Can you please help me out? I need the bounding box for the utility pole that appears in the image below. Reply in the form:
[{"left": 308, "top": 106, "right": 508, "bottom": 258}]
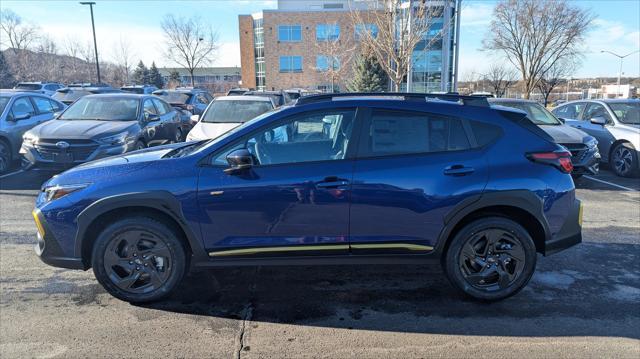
[
  {"left": 600, "top": 50, "right": 639, "bottom": 98},
  {"left": 80, "top": 2, "right": 101, "bottom": 83}
]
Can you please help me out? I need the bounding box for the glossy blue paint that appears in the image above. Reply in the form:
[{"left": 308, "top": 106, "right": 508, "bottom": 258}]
[{"left": 33, "top": 96, "right": 580, "bottom": 269}]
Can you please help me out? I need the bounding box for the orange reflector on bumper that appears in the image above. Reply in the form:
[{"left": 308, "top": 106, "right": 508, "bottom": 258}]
[{"left": 32, "top": 210, "right": 45, "bottom": 238}]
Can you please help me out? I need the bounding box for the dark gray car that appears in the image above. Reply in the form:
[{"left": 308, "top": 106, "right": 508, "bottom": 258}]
[
  {"left": 0, "top": 91, "right": 66, "bottom": 173},
  {"left": 490, "top": 99, "right": 600, "bottom": 177},
  {"left": 552, "top": 99, "right": 640, "bottom": 177},
  {"left": 20, "top": 94, "right": 183, "bottom": 170}
]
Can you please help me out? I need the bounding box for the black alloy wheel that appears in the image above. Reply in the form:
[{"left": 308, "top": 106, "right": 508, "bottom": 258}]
[
  {"left": 0, "top": 141, "right": 10, "bottom": 174},
  {"left": 612, "top": 142, "right": 638, "bottom": 177},
  {"left": 444, "top": 217, "right": 536, "bottom": 301},
  {"left": 92, "top": 217, "right": 187, "bottom": 303}
]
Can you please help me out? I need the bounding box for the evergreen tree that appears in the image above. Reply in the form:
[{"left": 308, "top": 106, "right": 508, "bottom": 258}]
[
  {"left": 169, "top": 70, "right": 181, "bottom": 86},
  {"left": 0, "top": 51, "right": 15, "bottom": 88},
  {"left": 148, "top": 62, "right": 164, "bottom": 88},
  {"left": 347, "top": 51, "right": 388, "bottom": 93},
  {"left": 132, "top": 60, "right": 149, "bottom": 85}
]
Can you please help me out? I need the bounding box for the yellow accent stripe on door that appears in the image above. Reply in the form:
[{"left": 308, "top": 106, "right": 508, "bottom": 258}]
[
  {"left": 350, "top": 243, "right": 434, "bottom": 251},
  {"left": 209, "top": 244, "right": 349, "bottom": 257}
]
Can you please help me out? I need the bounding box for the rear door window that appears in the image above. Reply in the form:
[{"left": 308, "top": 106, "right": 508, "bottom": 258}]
[{"left": 357, "top": 109, "right": 471, "bottom": 157}]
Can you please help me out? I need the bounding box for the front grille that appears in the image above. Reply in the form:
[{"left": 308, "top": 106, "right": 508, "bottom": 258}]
[
  {"left": 35, "top": 140, "right": 98, "bottom": 161},
  {"left": 561, "top": 143, "right": 588, "bottom": 163}
]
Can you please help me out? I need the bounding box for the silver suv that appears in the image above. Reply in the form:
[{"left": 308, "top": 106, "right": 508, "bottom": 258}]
[
  {"left": 552, "top": 99, "right": 640, "bottom": 177},
  {"left": 13, "top": 82, "right": 64, "bottom": 97}
]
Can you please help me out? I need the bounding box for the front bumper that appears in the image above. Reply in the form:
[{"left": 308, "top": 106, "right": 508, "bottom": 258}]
[
  {"left": 544, "top": 199, "right": 582, "bottom": 256},
  {"left": 571, "top": 145, "right": 600, "bottom": 175},
  {"left": 20, "top": 142, "right": 129, "bottom": 170},
  {"left": 32, "top": 209, "right": 86, "bottom": 270}
]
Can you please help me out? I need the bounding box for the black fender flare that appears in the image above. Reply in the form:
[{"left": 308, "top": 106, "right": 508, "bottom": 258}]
[
  {"left": 74, "top": 191, "right": 208, "bottom": 262},
  {"left": 434, "top": 190, "right": 551, "bottom": 254}
]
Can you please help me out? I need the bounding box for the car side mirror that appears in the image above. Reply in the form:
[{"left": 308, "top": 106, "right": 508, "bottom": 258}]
[
  {"left": 144, "top": 112, "right": 159, "bottom": 122},
  {"left": 590, "top": 116, "right": 607, "bottom": 126},
  {"left": 190, "top": 114, "right": 200, "bottom": 125},
  {"left": 53, "top": 111, "right": 62, "bottom": 119},
  {"left": 13, "top": 113, "right": 31, "bottom": 121},
  {"left": 224, "top": 148, "right": 255, "bottom": 174},
  {"left": 557, "top": 117, "right": 566, "bottom": 124}
]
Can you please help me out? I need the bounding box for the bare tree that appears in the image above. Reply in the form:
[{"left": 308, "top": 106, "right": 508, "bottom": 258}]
[
  {"left": 312, "top": 24, "right": 356, "bottom": 93},
  {"left": 112, "top": 36, "right": 136, "bottom": 84},
  {"left": 536, "top": 60, "right": 575, "bottom": 106},
  {"left": 351, "top": 0, "right": 443, "bottom": 92},
  {"left": 485, "top": 63, "right": 517, "bottom": 98},
  {"left": 36, "top": 35, "right": 58, "bottom": 55},
  {"left": 483, "top": 0, "right": 592, "bottom": 99},
  {"left": 0, "top": 9, "right": 39, "bottom": 53},
  {"left": 160, "top": 14, "right": 219, "bottom": 87}
]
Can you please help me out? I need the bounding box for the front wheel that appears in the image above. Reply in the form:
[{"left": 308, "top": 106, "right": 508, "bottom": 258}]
[
  {"left": 611, "top": 142, "right": 638, "bottom": 177},
  {"left": 443, "top": 217, "right": 537, "bottom": 301},
  {"left": 91, "top": 217, "right": 188, "bottom": 303}
]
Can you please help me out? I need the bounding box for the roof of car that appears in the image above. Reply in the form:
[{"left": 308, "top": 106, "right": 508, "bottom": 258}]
[
  {"left": 0, "top": 90, "right": 47, "bottom": 97},
  {"left": 245, "top": 91, "right": 284, "bottom": 95},
  {"left": 82, "top": 93, "right": 147, "bottom": 100},
  {"left": 216, "top": 95, "right": 272, "bottom": 102},
  {"left": 488, "top": 98, "right": 538, "bottom": 104},
  {"left": 560, "top": 98, "right": 640, "bottom": 105}
]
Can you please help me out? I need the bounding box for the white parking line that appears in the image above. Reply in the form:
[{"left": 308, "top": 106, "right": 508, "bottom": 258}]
[
  {"left": 0, "top": 169, "right": 24, "bottom": 180},
  {"left": 583, "top": 175, "right": 637, "bottom": 192}
]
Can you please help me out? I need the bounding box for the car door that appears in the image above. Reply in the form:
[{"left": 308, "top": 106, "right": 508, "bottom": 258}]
[
  {"left": 197, "top": 108, "right": 359, "bottom": 257},
  {"left": 349, "top": 107, "right": 489, "bottom": 254},
  {"left": 150, "top": 98, "right": 172, "bottom": 143},
  {"left": 142, "top": 98, "right": 163, "bottom": 145},
  {"left": 154, "top": 98, "right": 181, "bottom": 141},
  {"left": 580, "top": 102, "right": 617, "bottom": 157}
]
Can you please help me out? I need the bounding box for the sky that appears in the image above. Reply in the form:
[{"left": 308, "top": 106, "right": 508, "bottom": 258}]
[{"left": 1, "top": 0, "right": 639, "bottom": 79}]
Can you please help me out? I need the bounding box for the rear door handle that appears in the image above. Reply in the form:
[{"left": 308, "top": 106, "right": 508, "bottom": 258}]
[{"left": 444, "top": 165, "right": 475, "bottom": 176}]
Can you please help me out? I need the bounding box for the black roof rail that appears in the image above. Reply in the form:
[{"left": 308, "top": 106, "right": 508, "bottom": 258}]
[{"left": 295, "top": 92, "right": 489, "bottom": 107}]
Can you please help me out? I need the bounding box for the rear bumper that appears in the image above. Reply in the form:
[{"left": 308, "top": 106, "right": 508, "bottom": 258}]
[
  {"left": 32, "top": 209, "right": 86, "bottom": 270},
  {"left": 544, "top": 199, "right": 582, "bottom": 256}
]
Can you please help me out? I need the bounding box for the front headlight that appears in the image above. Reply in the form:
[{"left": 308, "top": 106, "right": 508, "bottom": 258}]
[
  {"left": 97, "top": 132, "right": 131, "bottom": 145},
  {"left": 584, "top": 136, "right": 598, "bottom": 148},
  {"left": 43, "top": 183, "right": 90, "bottom": 203},
  {"left": 22, "top": 133, "right": 39, "bottom": 146}
]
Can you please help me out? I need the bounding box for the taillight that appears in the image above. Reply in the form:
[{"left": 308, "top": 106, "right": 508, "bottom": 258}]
[{"left": 527, "top": 151, "right": 573, "bottom": 173}]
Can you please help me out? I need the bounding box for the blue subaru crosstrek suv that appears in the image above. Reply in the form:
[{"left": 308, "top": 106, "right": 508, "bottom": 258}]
[{"left": 32, "top": 93, "right": 582, "bottom": 303}]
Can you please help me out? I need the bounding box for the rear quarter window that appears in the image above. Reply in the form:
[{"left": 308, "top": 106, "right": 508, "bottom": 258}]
[{"left": 469, "top": 121, "right": 503, "bottom": 147}]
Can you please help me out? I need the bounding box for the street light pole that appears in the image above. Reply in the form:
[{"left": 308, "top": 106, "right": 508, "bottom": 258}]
[
  {"left": 80, "top": 2, "right": 100, "bottom": 83},
  {"left": 600, "top": 50, "right": 639, "bottom": 98}
]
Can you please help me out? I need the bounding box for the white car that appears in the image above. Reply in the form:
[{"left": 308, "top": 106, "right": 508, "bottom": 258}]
[{"left": 186, "top": 96, "right": 275, "bottom": 141}]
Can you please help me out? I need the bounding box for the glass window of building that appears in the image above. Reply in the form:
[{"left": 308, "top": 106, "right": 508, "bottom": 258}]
[
  {"left": 354, "top": 24, "right": 378, "bottom": 40},
  {"left": 280, "top": 56, "right": 303, "bottom": 73},
  {"left": 316, "top": 55, "right": 340, "bottom": 72},
  {"left": 278, "top": 25, "right": 302, "bottom": 42},
  {"left": 316, "top": 24, "right": 340, "bottom": 41}
]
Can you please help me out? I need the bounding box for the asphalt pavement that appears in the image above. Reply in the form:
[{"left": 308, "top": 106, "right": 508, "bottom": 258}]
[{"left": 0, "top": 167, "right": 639, "bottom": 358}]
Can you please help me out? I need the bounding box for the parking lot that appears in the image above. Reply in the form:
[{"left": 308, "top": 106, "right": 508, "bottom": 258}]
[{"left": 0, "top": 167, "right": 639, "bottom": 358}]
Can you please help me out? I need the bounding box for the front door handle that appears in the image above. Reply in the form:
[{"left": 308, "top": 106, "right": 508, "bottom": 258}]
[
  {"left": 444, "top": 165, "right": 475, "bottom": 176},
  {"left": 316, "top": 177, "right": 350, "bottom": 188}
]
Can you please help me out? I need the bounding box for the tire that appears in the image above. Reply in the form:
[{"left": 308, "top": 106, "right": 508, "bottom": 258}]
[
  {"left": 611, "top": 142, "right": 638, "bottom": 177},
  {"left": 0, "top": 140, "right": 11, "bottom": 174},
  {"left": 443, "top": 217, "right": 537, "bottom": 301},
  {"left": 134, "top": 140, "right": 146, "bottom": 151},
  {"left": 91, "top": 217, "right": 188, "bottom": 303},
  {"left": 174, "top": 128, "right": 184, "bottom": 143}
]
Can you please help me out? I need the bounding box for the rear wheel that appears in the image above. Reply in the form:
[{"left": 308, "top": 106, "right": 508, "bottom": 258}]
[
  {"left": 611, "top": 142, "right": 638, "bottom": 177},
  {"left": 91, "top": 217, "right": 188, "bottom": 303},
  {"left": 443, "top": 217, "right": 537, "bottom": 301},
  {"left": 0, "top": 140, "right": 11, "bottom": 174}
]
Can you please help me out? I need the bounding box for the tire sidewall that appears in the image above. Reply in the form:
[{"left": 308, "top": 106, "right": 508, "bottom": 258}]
[
  {"left": 91, "top": 217, "right": 187, "bottom": 303},
  {"left": 444, "top": 217, "right": 537, "bottom": 301}
]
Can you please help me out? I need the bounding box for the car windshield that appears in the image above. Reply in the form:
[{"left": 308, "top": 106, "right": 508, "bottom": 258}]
[
  {"left": 155, "top": 92, "right": 191, "bottom": 104},
  {"left": 15, "top": 83, "right": 42, "bottom": 91},
  {"left": 499, "top": 102, "right": 561, "bottom": 125},
  {"left": 59, "top": 97, "right": 139, "bottom": 121},
  {"left": 202, "top": 100, "right": 273, "bottom": 123},
  {"left": 52, "top": 90, "right": 91, "bottom": 104},
  {"left": 0, "top": 97, "right": 9, "bottom": 113},
  {"left": 609, "top": 102, "right": 640, "bottom": 125}
]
